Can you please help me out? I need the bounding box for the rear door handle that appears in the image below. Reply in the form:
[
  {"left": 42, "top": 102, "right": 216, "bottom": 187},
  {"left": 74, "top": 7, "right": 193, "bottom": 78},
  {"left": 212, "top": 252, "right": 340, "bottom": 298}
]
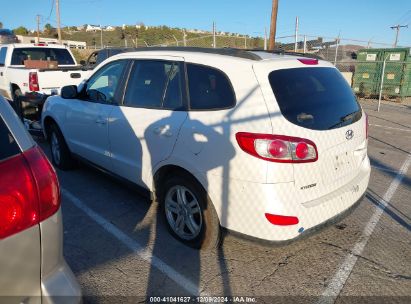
[{"left": 154, "top": 125, "right": 172, "bottom": 137}]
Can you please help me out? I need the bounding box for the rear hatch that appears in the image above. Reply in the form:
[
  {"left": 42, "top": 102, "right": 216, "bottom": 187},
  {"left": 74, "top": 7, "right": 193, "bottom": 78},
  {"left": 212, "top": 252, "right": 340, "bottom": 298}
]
[{"left": 255, "top": 60, "right": 367, "bottom": 200}]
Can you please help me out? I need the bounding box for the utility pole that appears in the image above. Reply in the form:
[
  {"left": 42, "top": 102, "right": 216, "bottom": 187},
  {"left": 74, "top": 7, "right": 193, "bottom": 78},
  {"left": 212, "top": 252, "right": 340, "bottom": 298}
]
[
  {"left": 264, "top": 27, "right": 268, "bottom": 50},
  {"left": 55, "top": 0, "right": 62, "bottom": 43},
  {"left": 183, "top": 29, "right": 187, "bottom": 46},
  {"left": 212, "top": 22, "right": 216, "bottom": 48},
  {"left": 100, "top": 26, "right": 103, "bottom": 49},
  {"left": 334, "top": 32, "right": 341, "bottom": 66},
  {"left": 294, "top": 16, "right": 299, "bottom": 52},
  {"left": 268, "top": 0, "right": 279, "bottom": 50},
  {"left": 390, "top": 24, "right": 408, "bottom": 47},
  {"left": 36, "top": 15, "right": 40, "bottom": 43}
]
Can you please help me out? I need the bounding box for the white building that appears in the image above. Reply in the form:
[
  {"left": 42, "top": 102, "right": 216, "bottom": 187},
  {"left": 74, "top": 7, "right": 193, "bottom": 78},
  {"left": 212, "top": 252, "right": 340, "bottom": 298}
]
[
  {"left": 104, "top": 26, "right": 116, "bottom": 31},
  {"left": 16, "top": 35, "right": 87, "bottom": 49},
  {"left": 86, "top": 24, "right": 102, "bottom": 32}
]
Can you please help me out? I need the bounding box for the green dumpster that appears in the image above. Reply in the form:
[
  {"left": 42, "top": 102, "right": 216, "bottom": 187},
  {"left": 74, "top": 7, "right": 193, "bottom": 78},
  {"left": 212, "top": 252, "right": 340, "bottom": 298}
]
[{"left": 352, "top": 48, "right": 411, "bottom": 100}]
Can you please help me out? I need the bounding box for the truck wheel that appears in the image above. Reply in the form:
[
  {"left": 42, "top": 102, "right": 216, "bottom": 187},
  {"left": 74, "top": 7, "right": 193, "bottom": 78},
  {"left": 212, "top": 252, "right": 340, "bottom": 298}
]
[
  {"left": 12, "top": 88, "right": 23, "bottom": 119},
  {"left": 160, "top": 173, "right": 221, "bottom": 250},
  {"left": 49, "top": 123, "right": 74, "bottom": 170}
]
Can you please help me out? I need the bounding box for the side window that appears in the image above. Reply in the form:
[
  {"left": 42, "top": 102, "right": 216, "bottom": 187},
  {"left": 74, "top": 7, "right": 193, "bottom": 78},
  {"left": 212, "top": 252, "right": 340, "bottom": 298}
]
[
  {"left": 0, "top": 116, "right": 20, "bottom": 162},
  {"left": 85, "top": 60, "right": 128, "bottom": 103},
  {"left": 124, "top": 60, "right": 183, "bottom": 109},
  {"left": 187, "top": 64, "right": 235, "bottom": 110},
  {"left": 0, "top": 47, "right": 7, "bottom": 66}
]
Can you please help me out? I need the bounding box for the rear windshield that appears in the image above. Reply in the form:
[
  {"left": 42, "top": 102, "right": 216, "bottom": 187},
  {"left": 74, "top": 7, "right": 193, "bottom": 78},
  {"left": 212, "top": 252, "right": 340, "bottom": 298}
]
[
  {"left": 269, "top": 67, "right": 361, "bottom": 130},
  {"left": 0, "top": 116, "right": 20, "bottom": 162},
  {"left": 11, "top": 48, "right": 75, "bottom": 65}
]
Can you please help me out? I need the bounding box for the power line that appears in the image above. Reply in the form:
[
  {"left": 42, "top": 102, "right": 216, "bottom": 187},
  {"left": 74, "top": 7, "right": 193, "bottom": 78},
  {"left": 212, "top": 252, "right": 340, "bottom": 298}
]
[
  {"left": 46, "top": 0, "right": 55, "bottom": 21},
  {"left": 396, "top": 9, "right": 411, "bottom": 25}
]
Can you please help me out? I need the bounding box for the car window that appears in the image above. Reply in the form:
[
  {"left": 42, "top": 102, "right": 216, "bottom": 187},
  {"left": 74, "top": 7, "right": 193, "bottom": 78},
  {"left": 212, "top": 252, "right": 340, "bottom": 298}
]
[
  {"left": 0, "top": 47, "right": 7, "bottom": 66},
  {"left": 124, "top": 60, "right": 183, "bottom": 109},
  {"left": 0, "top": 116, "right": 20, "bottom": 162},
  {"left": 187, "top": 63, "right": 235, "bottom": 110},
  {"left": 11, "top": 48, "right": 75, "bottom": 65},
  {"left": 86, "top": 60, "right": 128, "bottom": 104},
  {"left": 268, "top": 67, "right": 361, "bottom": 130}
]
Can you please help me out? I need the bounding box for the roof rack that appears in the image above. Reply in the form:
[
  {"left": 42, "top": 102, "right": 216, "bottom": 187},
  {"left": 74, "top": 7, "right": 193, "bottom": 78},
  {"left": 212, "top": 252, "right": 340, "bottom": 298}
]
[
  {"left": 112, "top": 46, "right": 322, "bottom": 61},
  {"left": 126, "top": 46, "right": 263, "bottom": 61}
]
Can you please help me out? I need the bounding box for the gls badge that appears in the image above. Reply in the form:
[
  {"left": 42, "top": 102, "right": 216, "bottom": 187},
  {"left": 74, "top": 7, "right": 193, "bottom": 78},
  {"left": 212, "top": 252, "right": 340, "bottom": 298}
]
[{"left": 345, "top": 129, "right": 354, "bottom": 140}]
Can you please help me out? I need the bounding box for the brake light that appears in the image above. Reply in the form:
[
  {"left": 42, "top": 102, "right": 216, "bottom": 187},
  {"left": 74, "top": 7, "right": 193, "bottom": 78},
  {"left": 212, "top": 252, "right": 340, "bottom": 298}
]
[
  {"left": 34, "top": 43, "right": 47, "bottom": 46},
  {"left": 0, "top": 146, "right": 60, "bottom": 240},
  {"left": 24, "top": 146, "right": 60, "bottom": 221},
  {"left": 298, "top": 58, "right": 318, "bottom": 65},
  {"left": 29, "top": 72, "right": 39, "bottom": 92},
  {"left": 236, "top": 132, "right": 318, "bottom": 163},
  {"left": 365, "top": 113, "right": 369, "bottom": 139},
  {"left": 265, "top": 213, "right": 299, "bottom": 226}
]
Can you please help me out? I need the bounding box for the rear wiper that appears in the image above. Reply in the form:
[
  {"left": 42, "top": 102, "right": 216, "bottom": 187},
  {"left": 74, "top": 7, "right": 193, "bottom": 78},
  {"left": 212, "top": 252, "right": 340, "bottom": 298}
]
[
  {"left": 328, "top": 111, "right": 360, "bottom": 130},
  {"left": 340, "top": 111, "right": 359, "bottom": 122}
]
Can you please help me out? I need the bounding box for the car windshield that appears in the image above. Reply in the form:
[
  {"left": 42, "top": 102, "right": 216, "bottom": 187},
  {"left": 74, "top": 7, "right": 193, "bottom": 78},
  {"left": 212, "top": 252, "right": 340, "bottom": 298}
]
[
  {"left": 269, "top": 67, "right": 362, "bottom": 130},
  {"left": 11, "top": 47, "right": 75, "bottom": 65}
]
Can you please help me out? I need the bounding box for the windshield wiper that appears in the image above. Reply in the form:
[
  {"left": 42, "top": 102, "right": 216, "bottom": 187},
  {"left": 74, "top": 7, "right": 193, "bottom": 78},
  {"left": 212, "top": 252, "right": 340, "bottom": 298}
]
[{"left": 328, "top": 110, "right": 360, "bottom": 130}]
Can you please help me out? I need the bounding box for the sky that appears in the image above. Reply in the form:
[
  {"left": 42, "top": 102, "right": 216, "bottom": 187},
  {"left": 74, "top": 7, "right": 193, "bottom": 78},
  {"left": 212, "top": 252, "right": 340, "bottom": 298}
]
[{"left": 1, "top": 0, "right": 411, "bottom": 46}]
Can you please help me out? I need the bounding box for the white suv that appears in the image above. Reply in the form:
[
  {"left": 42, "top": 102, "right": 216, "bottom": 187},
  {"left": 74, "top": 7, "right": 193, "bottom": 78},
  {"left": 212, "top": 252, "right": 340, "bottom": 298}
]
[{"left": 42, "top": 48, "right": 370, "bottom": 249}]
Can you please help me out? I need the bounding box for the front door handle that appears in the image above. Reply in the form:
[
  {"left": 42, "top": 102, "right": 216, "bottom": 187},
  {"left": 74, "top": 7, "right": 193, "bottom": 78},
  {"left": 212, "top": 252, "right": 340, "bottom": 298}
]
[{"left": 95, "top": 118, "right": 106, "bottom": 125}]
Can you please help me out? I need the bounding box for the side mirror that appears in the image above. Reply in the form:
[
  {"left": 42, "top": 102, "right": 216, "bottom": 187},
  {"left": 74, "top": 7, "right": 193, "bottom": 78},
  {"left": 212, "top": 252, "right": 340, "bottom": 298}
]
[
  {"left": 79, "top": 60, "right": 86, "bottom": 65},
  {"left": 61, "top": 85, "right": 78, "bottom": 99}
]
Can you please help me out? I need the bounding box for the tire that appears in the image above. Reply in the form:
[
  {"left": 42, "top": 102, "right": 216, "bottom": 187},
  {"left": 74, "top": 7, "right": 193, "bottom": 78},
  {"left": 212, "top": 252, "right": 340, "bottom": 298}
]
[
  {"left": 160, "top": 173, "right": 221, "bottom": 250},
  {"left": 12, "top": 88, "right": 23, "bottom": 119},
  {"left": 49, "top": 123, "right": 74, "bottom": 170}
]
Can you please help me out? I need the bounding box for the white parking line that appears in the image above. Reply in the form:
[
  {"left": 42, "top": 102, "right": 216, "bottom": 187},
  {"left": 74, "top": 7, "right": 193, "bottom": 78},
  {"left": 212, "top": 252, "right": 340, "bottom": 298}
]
[
  {"left": 61, "top": 188, "right": 204, "bottom": 296},
  {"left": 370, "top": 124, "right": 411, "bottom": 133},
  {"left": 317, "top": 153, "right": 411, "bottom": 304}
]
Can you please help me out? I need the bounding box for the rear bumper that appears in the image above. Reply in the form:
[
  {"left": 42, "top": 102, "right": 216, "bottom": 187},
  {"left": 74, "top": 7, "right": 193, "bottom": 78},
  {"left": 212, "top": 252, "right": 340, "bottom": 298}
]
[
  {"left": 41, "top": 261, "right": 82, "bottom": 304},
  {"left": 40, "top": 209, "right": 82, "bottom": 304},
  {"left": 215, "top": 156, "right": 371, "bottom": 242}
]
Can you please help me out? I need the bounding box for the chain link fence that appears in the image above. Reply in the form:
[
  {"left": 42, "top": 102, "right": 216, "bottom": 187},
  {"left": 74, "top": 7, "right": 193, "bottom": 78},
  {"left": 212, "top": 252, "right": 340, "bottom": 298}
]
[{"left": 81, "top": 32, "right": 411, "bottom": 107}]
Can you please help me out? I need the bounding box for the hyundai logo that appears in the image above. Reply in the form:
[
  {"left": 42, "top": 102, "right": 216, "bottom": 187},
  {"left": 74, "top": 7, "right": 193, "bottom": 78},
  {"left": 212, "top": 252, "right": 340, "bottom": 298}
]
[{"left": 345, "top": 129, "right": 354, "bottom": 140}]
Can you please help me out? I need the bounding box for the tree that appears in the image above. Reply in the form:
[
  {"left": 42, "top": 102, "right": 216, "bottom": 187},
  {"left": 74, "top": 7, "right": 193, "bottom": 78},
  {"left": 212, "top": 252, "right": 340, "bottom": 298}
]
[
  {"left": 13, "top": 26, "right": 28, "bottom": 35},
  {"left": 0, "top": 22, "right": 3, "bottom": 29},
  {"left": 44, "top": 23, "right": 53, "bottom": 34}
]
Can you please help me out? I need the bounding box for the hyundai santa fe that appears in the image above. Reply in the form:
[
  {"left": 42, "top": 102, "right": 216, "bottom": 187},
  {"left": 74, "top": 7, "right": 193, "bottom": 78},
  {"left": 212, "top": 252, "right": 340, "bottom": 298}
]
[
  {"left": 0, "top": 96, "right": 81, "bottom": 303},
  {"left": 41, "top": 47, "right": 370, "bottom": 249}
]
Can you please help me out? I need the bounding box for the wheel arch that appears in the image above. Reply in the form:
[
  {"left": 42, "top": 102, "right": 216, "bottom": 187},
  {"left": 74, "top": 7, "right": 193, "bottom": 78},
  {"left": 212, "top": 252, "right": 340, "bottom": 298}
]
[{"left": 43, "top": 115, "right": 58, "bottom": 140}]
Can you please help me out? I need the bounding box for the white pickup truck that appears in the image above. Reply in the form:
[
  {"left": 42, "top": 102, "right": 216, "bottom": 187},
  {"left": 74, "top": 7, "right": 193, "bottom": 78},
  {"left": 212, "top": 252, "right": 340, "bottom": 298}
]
[
  {"left": 0, "top": 43, "right": 91, "bottom": 132},
  {"left": 0, "top": 43, "right": 90, "bottom": 101}
]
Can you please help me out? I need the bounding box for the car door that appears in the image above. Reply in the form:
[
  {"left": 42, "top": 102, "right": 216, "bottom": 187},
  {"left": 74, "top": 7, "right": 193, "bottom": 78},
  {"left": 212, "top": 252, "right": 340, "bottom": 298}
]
[
  {"left": 63, "top": 59, "right": 129, "bottom": 171},
  {"left": 109, "top": 58, "right": 187, "bottom": 188},
  {"left": 0, "top": 47, "right": 8, "bottom": 98}
]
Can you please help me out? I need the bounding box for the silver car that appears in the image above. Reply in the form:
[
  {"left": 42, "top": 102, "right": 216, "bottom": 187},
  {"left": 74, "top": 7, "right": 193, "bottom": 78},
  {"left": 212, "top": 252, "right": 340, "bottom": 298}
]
[{"left": 0, "top": 96, "right": 81, "bottom": 304}]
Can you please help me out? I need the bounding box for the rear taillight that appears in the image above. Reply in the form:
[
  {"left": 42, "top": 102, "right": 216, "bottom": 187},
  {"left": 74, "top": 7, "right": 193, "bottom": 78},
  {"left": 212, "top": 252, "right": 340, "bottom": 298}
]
[
  {"left": 236, "top": 132, "right": 318, "bottom": 163},
  {"left": 0, "top": 146, "right": 60, "bottom": 240},
  {"left": 29, "top": 72, "right": 39, "bottom": 92},
  {"left": 24, "top": 146, "right": 60, "bottom": 221},
  {"left": 365, "top": 113, "right": 369, "bottom": 139}
]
